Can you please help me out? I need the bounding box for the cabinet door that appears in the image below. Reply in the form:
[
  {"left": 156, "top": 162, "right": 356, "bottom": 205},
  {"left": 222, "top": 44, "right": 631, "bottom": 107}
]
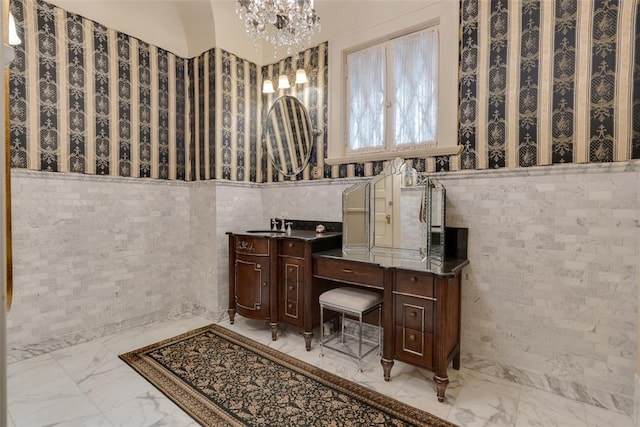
[
  {"left": 235, "top": 255, "right": 269, "bottom": 319},
  {"left": 279, "top": 257, "right": 304, "bottom": 327},
  {"left": 394, "top": 295, "right": 434, "bottom": 368}
]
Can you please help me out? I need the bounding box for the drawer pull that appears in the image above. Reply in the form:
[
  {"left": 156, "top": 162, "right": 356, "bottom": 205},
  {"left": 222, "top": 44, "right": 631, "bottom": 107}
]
[
  {"left": 256, "top": 264, "right": 261, "bottom": 269},
  {"left": 288, "top": 286, "right": 294, "bottom": 291},
  {"left": 288, "top": 267, "right": 294, "bottom": 273},
  {"left": 410, "top": 276, "right": 417, "bottom": 282},
  {"left": 410, "top": 311, "right": 418, "bottom": 318},
  {"left": 288, "top": 304, "right": 293, "bottom": 309},
  {"left": 288, "top": 243, "right": 294, "bottom": 248},
  {"left": 409, "top": 334, "right": 416, "bottom": 342},
  {"left": 341, "top": 268, "right": 353, "bottom": 273},
  {"left": 263, "top": 282, "right": 268, "bottom": 287}
]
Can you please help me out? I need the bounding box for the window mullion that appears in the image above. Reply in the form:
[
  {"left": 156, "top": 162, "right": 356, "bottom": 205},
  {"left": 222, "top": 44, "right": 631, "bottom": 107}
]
[{"left": 385, "top": 43, "right": 393, "bottom": 151}]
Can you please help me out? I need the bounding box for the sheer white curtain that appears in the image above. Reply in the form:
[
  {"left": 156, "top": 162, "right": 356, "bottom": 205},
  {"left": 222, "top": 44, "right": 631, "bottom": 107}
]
[
  {"left": 347, "top": 45, "right": 385, "bottom": 151},
  {"left": 393, "top": 28, "right": 439, "bottom": 145}
]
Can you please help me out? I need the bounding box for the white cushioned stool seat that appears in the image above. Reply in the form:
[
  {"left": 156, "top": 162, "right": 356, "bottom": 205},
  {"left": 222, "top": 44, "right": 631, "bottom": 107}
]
[
  {"left": 319, "top": 287, "right": 383, "bottom": 313},
  {"left": 319, "top": 287, "right": 383, "bottom": 372}
]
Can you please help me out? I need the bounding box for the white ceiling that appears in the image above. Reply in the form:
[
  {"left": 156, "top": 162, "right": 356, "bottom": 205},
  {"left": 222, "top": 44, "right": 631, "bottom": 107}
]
[{"left": 47, "top": 0, "right": 438, "bottom": 64}]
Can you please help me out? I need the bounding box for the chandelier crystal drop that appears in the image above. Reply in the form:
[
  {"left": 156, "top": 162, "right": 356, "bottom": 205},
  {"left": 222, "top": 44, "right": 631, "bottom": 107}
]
[{"left": 236, "top": 0, "right": 321, "bottom": 56}]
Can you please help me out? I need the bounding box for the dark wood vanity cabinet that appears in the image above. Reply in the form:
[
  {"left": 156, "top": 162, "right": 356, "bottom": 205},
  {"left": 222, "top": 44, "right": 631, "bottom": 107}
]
[
  {"left": 278, "top": 239, "right": 306, "bottom": 329},
  {"left": 392, "top": 269, "right": 461, "bottom": 402},
  {"left": 393, "top": 271, "right": 435, "bottom": 368},
  {"left": 312, "top": 252, "right": 464, "bottom": 403},
  {"left": 228, "top": 235, "right": 278, "bottom": 339},
  {"left": 277, "top": 236, "right": 343, "bottom": 349},
  {"left": 228, "top": 231, "right": 341, "bottom": 345}
]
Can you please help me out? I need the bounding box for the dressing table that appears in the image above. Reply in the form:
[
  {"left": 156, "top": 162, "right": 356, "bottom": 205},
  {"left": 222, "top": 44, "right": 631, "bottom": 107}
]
[
  {"left": 312, "top": 247, "right": 467, "bottom": 402},
  {"left": 312, "top": 158, "right": 469, "bottom": 402}
]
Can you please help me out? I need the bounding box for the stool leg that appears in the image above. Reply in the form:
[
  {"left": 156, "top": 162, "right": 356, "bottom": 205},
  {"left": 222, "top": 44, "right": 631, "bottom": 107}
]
[
  {"left": 358, "top": 313, "right": 363, "bottom": 372},
  {"left": 320, "top": 304, "right": 324, "bottom": 357},
  {"left": 341, "top": 312, "right": 345, "bottom": 344}
]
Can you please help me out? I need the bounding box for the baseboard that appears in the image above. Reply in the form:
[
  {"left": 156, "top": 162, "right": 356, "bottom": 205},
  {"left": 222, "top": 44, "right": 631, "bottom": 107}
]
[
  {"left": 7, "top": 304, "right": 216, "bottom": 363},
  {"left": 462, "top": 353, "right": 633, "bottom": 416}
]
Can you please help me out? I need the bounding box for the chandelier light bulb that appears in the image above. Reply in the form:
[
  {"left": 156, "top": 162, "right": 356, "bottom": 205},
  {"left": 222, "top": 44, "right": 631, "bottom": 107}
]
[
  {"left": 278, "top": 74, "right": 290, "bottom": 89},
  {"left": 262, "top": 79, "right": 275, "bottom": 93},
  {"left": 295, "top": 69, "right": 308, "bottom": 84}
]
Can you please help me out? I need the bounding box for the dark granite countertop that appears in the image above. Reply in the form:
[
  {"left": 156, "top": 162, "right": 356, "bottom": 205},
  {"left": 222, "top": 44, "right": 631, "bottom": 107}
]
[
  {"left": 314, "top": 248, "right": 469, "bottom": 276},
  {"left": 227, "top": 229, "right": 342, "bottom": 242}
]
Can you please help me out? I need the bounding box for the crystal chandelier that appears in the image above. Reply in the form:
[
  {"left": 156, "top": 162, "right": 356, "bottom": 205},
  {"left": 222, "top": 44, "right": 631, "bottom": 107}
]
[{"left": 236, "top": 0, "right": 321, "bottom": 56}]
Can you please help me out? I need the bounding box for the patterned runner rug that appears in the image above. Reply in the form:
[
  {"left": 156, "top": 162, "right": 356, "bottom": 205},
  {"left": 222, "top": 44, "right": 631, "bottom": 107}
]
[{"left": 119, "top": 324, "right": 455, "bottom": 426}]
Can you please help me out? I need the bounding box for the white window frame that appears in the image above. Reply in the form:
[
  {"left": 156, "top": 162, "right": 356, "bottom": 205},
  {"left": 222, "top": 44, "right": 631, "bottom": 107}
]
[
  {"left": 346, "top": 27, "right": 440, "bottom": 155},
  {"left": 327, "top": 0, "right": 461, "bottom": 165}
]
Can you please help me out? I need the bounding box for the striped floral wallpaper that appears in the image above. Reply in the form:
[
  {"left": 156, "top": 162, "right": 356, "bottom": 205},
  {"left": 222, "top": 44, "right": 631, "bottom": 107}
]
[
  {"left": 9, "top": 0, "right": 189, "bottom": 180},
  {"left": 176, "top": 42, "right": 329, "bottom": 183},
  {"left": 7, "top": 0, "right": 640, "bottom": 182},
  {"left": 188, "top": 48, "right": 260, "bottom": 182},
  {"left": 453, "top": 0, "right": 639, "bottom": 173}
]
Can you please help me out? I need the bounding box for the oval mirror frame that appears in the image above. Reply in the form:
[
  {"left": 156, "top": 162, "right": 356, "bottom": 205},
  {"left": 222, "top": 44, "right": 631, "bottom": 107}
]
[{"left": 265, "top": 95, "right": 314, "bottom": 177}]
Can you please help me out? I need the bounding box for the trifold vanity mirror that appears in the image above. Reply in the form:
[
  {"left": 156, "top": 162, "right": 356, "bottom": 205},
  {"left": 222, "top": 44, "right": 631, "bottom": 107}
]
[
  {"left": 342, "top": 157, "right": 446, "bottom": 263},
  {"left": 265, "top": 95, "right": 317, "bottom": 176}
]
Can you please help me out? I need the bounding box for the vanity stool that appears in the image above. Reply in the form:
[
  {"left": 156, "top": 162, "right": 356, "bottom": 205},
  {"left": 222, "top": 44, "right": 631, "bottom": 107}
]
[{"left": 319, "top": 287, "right": 383, "bottom": 372}]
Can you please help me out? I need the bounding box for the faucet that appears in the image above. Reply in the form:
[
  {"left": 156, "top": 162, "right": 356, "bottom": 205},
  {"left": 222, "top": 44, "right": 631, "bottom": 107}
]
[
  {"left": 280, "top": 218, "right": 287, "bottom": 232},
  {"left": 271, "top": 218, "right": 278, "bottom": 231}
]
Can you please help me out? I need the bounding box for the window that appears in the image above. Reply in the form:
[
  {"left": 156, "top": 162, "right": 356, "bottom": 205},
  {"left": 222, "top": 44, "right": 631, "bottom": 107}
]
[
  {"left": 347, "top": 28, "right": 439, "bottom": 154},
  {"left": 327, "top": 0, "right": 460, "bottom": 164}
]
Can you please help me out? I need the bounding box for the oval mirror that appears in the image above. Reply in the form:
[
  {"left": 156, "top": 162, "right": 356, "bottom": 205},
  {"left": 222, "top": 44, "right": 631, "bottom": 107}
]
[{"left": 265, "top": 95, "right": 314, "bottom": 176}]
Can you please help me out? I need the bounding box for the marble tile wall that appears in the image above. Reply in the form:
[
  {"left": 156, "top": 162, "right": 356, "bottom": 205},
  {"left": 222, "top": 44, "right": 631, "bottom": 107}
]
[
  {"left": 7, "top": 162, "right": 639, "bottom": 417},
  {"left": 212, "top": 183, "right": 263, "bottom": 316},
  {"left": 7, "top": 170, "right": 192, "bottom": 361},
  {"left": 6, "top": 173, "right": 266, "bottom": 361},
  {"left": 187, "top": 181, "right": 217, "bottom": 318},
  {"left": 260, "top": 179, "right": 359, "bottom": 224},
  {"left": 437, "top": 161, "right": 640, "bottom": 415}
]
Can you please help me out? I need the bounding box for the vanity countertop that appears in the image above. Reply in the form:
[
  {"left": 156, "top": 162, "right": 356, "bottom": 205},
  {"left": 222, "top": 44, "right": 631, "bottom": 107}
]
[
  {"left": 227, "top": 230, "right": 342, "bottom": 242},
  {"left": 313, "top": 248, "right": 468, "bottom": 277}
]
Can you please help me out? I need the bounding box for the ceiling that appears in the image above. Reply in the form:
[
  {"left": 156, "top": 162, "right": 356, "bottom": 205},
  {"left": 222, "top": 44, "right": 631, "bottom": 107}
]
[{"left": 46, "top": 0, "right": 436, "bottom": 64}]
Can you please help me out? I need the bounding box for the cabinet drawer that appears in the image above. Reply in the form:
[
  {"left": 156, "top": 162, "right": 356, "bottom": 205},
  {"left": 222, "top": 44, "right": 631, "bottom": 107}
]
[
  {"left": 284, "top": 301, "right": 299, "bottom": 319},
  {"left": 235, "top": 237, "right": 270, "bottom": 256},
  {"left": 394, "top": 270, "right": 434, "bottom": 299},
  {"left": 394, "top": 326, "right": 433, "bottom": 367},
  {"left": 395, "top": 295, "right": 433, "bottom": 333},
  {"left": 283, "top": 259, "right": 303, "bottom": 284},
  {"left": 280, "top": 240, "right": 305, "bottom": 258},
  {"left": 313, "top": 257, "right": 384, "bottom": 289},
  {"left": 282, "top": 261, "right": 302, "bottom": 304}
]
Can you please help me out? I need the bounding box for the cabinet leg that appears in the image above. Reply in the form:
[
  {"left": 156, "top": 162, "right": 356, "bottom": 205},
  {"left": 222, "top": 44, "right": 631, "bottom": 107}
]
[
  {"left": 270, "top": 322, "right": 278, "bottom": 341},
  {"left": 453, "top": 351, "right": 460, "bottom": 370},
  {"left": 331, "top": 317, "right": 340, "bottom": 334},
  {"left": 303, "top": 331, "right": 313, "bottom": 351},
  {"left": 434, "top": 375, "right": 449, "bottom": 402},
  {"left": 381, "top": 358, "right": 394, "bottom": 382},
  {"left": 227, "top": 309, "right": 235, "bottom": 324}
]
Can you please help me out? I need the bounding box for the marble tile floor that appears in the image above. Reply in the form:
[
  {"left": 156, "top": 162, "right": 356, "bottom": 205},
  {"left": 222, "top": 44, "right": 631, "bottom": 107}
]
[{"left": 6, "top": 314, "right": 636, "bottom": 427}]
